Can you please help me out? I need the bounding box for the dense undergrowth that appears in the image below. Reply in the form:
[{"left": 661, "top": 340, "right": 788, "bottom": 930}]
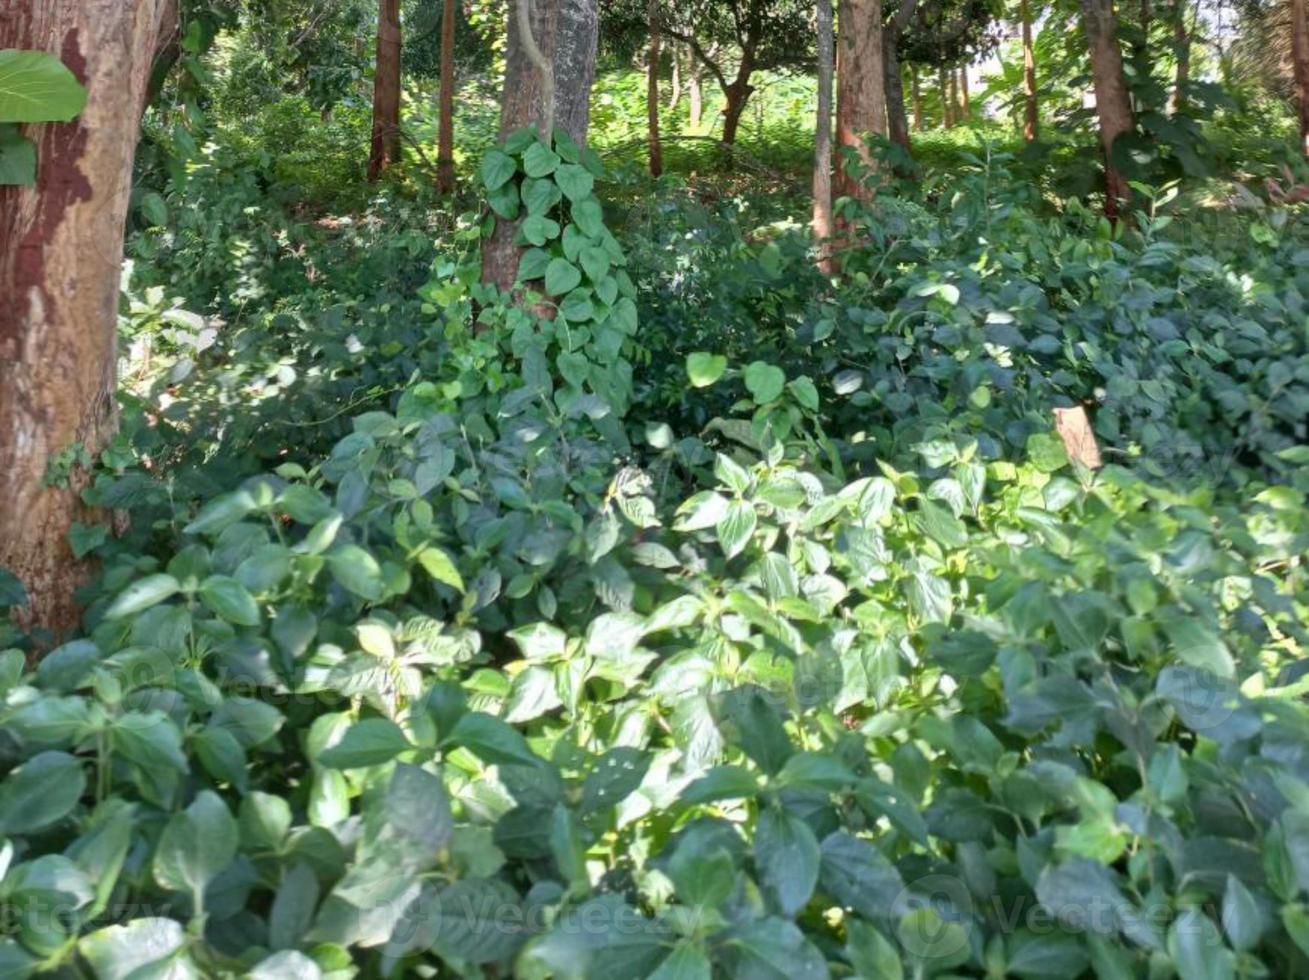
[{"left": 3, "top": 87, "right": 1309, "bottom": 980}]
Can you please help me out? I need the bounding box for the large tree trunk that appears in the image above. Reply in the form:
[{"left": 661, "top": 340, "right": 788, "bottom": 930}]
[
  {"left": 481, "top": 0, "right": 600, "bottom": 291},
  {"left": 437, "top": 0, "right": 457, "bottom": 193},
  {"left": 835, "top": 0, "right": 886, "bottom": 201},
  {"left": 647, "top": 0, "right": 663, "bottom": 176},
  {"left": 814, "top": 0, "right": 835, "bottom": 270},
  {"left": 368, "top": 0, "right": 402, "bottom": 180},
  {"left": 1021, "top": 0, "right": 1039, "bottom": 139},
  {"left": 1082, "top": 0, "right": 1135, "bottom": 219},
  {"left": 1295, "top": 0, "right": 1309, "bottom": 156},
  {"left": 0, "top": 0, "right": 171, "bottom": 636}
]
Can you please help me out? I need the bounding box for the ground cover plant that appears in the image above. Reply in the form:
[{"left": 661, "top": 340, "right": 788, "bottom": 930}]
[{"left": 3, "top": 1, "right": 1309, "bottom": 978}]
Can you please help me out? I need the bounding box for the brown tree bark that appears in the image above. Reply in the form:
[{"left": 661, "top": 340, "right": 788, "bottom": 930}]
[
  {"left": 436, "top": 0, "right": 457, "bottom": 193},
  {"left": 959, "top": 65, "right": 970, "bottom": 120},
  {"left": 368, "top": 0, "right": 403, "bottom": 180},
  {"left": 814, "top": 0, "right": 835, "bottom": 270},
  {"left": 835, "top": 0, "right": 887, "bottom": 201},
  {"left": 883, "top": 0, "right": 918, "bottom": 154},
  {"left": 1082, "top": 0, "right": 1135, "bottom": 219},
  {"left": 0, "top": 0, "right": 171, "bottom": 636},
  {"left": 481, "top": 0, "right": 600, "bottom": 291},
  {"left": 1295, "top": 0, "right": 1309, "bottom": 156},
  {"left": 721, "top": 69, "right": 755, "bottom": 145},
  {"left": 1169, "top": 0, "right": 1190, "bottom": 113},
  {"left": 1021, "top": 0, "right": 1039, "bottom": 139},
  {"left": 647, "top": 0, "right": 663, "bottom": 176},
  {"left": 945, "top": 67, "right": 957, "bottom": 127}
]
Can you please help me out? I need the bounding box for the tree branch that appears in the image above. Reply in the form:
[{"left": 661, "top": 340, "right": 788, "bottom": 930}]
[{"left": 516, "top": 0, "right": 555, "bottom": 139}]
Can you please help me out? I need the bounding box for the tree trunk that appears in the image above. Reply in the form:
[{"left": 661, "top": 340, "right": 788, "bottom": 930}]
[
  {"left": 668, "top": 44, "right": 682, "bottom": 109},
  {"left": 1295, "top": 0, "right": 1309, "bottom": 156},
  {"left": 481, "top": 0, "right": 600, "bottom": 291},
  {"left": 1169, "top": 0, "right": 1190, "bottom": 113},
  {"left": 884, "top": 37, "right": 911, "bottom": 153},
  {"left": 688, "top": 60, "right": 703, "bottom": 130},
  {"left": 1082, "top": 0, "right": 1135, "bottom": 219},
  {"left": 814, "top": 0, "right": 835, "bottom": 270},
  {"left": 436, "top": 0, "right": 457, "bottom": 193},
  {"left": 911, "top": 64, "right": 923, "bottom": 129},
  {"left": 368, "top": 0, "right": 402, "bottom": 180},
  {"left": 0, "top": 0, "right": 171, "bottom": 636},
  {"left": 959, "top": 65, "right": 970, "bottom": 120},
  {"left": 945, "top": 67, "right": 957, "bottom": 127},
  {"left": 1021, "top": 0, "right": 1039, "bottom": 139},
  {"left": 647, "top": 0, "right": 663, "bottom": 176},
  {"left": 835, "top": 0, "right": 886, "bottom": 201},
  {"left": 720, "top": 71, "right": 754, "bottom": 146}
]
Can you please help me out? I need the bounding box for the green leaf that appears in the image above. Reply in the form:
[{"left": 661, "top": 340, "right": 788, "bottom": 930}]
[
  {"left": 580, "top": 746, "right": 650, "bottom": 813},
  {"left": 714, "top": 686, "right": 793, "bottom": 775},
  {"left": 198, "top": 574, "right": 260, "bottom": 626},
  {"left": 0, "top": 124, "right": 36, "bottom": 185},
  {"left": 105, "top": 574, "right": 180, "bottom": 619},
  {"left": 680, "top": 765, "right": 760, "bottom": 804},
  {"left": 317, "top": 717, "right": 410, "bottom": 769},
  {"left": 555, "top": 162, "right": 595, "bottom": 200},
  {"left": 755, "top": 807, "right": 820, "bottom": 917},
  {"left": 1026, "top": 432, "right": 1069, "bottom": 472},
  {"left": 1221, "top": 875, "right": 1263, "bottom": 952},
  {"left": 897, "top": 908, "right": 970, "bottom": 969},
  {"left": 328, "top": 545, "right": 384, "bottom": 600},
  {"left": 79, "top": 918, "right": 188, "bottom": 980},
  {"left": 818, "top": 831, "right": 904, "bottom": 919},
  {"left": 0, "top": 50, "right": 88, "bottom": 122},
  {"left": 572, "top": 198, "right": 605, "bottom": 237},
  {"left": 480, "top": 149, "right": 517, "bottom": 190},
  {"left": 508, "top": 621, "right": 568, "bottom": 660},
  {"left": 649, "top": 942, "right": 711, "bottom": 980},
  {"left": 846, "top": 919, "right": 902, "bottom": 980},
  {"left": 522, "top": 142, "right": 560, "bottom": 177},
  {"left": 1168, "top": 909, "right": 1234, "bottom": 980},
  {"left": 744, "top": 361, "right": 786, "bottom": 404},
  {"left": 250, "top": 950, "right": 321, "bottom": 980},
  {"left": 685, "top": 352, "right": 727, "bottom": 388},
  {"left": 716, "top": 499, "right": 757, "bottom": 559},
  {"left": 0, "top": 751, "right": 84, "bottom": 833},
  {"left": 521, "top": 214, "right": 561, "bottom": 246},
  {"left": 668, "top": 846, "right": 736, "bottom": 910},
  {"left": 418, "top": 546, "right": 464, "bottom": 592},
  {"left": 545, "top": 257, "right": 582, "bottom": 296},
  {"left": 447, "top": 711, "right": 541, "bottom": 767},
  {"left": 153, "top": 790, "right": 238, "bottom": 899}
]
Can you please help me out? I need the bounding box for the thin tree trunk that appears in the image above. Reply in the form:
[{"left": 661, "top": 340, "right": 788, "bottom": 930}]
[
  {"left": 1295, "top": 0, "right": 1309, "bottom": 156},
  {"left": 688, "top": 60, "right": 704, "bottom": 130},
  {"left": 1021, "top": 0, "right": 1039, "bottom": 139},
  {"left": 647, "top": 0, "right": 663, "bottom": 175},
  {"left": 959, "top": 65, "right": 970, "bottom": 120},
  {"left": 814, "top": 0, "right": 835, "bottom": 270},
  {"left": 1169, "top": 0, "right": 1190, "bottom": 113},
  {"left": 1082, "top": 0, "right": 1135, "bottom": 219},
  {"left": 884, "top": 0, "right": 917, "bottom": 154},
  {"left": 668, "top": 44, "right": 682, "bottom": 109},
  {"left": 0, "top": 0, "right": 171, "bottom": 636},
  {"left": 911, "top": 64, "right": 923, "bottom": 129},
  {"left": 481, "top": 0, "right": 600, "bottom": 291},
  {"left": 436, "top": 0, "right": 457, "bottom": 193},
  {"left": 368, "top": 0, "right": 402, "bottom": 180},
  {"left": 835, "top": 0, "right": 886, "bottom": 201},
  {"left": 945, "top": 67, "right": 957, "bottom": 127}
]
